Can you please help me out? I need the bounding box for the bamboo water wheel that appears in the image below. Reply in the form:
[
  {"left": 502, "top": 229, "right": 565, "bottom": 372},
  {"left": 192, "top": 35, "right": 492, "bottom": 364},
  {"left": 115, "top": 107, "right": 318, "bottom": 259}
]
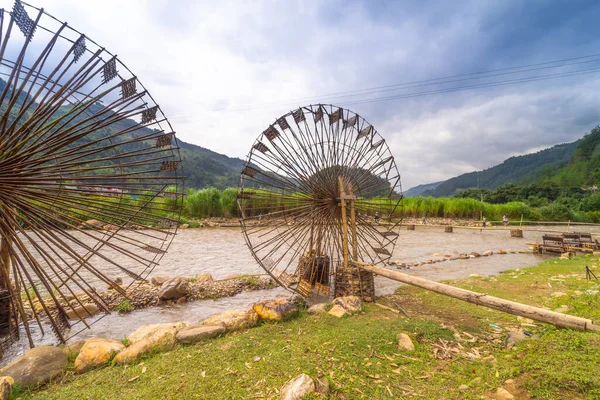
[
  {"left": 0, "top": 1, "right": 183, "bottom": 351},
  {"left": 238, "top": 105, "right": 402, "bottom": 300}
]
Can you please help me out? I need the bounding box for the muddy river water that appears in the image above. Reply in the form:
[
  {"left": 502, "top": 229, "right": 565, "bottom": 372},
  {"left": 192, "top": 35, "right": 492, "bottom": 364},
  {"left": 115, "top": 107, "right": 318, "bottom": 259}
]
[{"left": 3, "top": 225, "right": 577, "bottom": 363}]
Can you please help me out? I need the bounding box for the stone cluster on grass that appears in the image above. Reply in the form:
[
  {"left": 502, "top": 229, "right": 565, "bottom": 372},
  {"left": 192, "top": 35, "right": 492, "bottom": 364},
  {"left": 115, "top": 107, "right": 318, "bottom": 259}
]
[{"left": 0, "top": 293, "right": 323, "bottom": 396}]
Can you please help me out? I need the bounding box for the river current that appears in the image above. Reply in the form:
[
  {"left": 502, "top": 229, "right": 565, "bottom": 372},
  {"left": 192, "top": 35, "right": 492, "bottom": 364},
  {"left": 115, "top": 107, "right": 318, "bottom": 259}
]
[{"left": 2, "top": 225, "right": 574, "bottom": 363}]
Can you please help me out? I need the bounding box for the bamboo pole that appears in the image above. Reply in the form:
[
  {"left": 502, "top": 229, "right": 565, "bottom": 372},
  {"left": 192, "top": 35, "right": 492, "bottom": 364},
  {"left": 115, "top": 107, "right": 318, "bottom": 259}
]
[
  {"left": 348, "top": 183, "right": 358, "bottom": 260},
  {"left": 354, "top": 261, "right": 600, "bottom": 332},
  {"left": 338, "top": 177, "right": 349, "bottom": 272}
]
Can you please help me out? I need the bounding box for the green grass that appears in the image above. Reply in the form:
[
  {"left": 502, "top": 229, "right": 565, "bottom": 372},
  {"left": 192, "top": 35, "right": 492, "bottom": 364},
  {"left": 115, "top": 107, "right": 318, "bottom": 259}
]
[
  {"left": 16, "top": 256, "right": 600, "bottom": 399},
  {"left": 115, "top": 300, "right": 134, "bottom": 314}
]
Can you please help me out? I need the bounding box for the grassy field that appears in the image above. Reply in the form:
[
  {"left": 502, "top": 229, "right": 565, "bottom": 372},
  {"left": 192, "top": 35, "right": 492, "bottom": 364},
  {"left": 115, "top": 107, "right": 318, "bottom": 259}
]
[{"left": 16, "top": 256, "right": 600, "bottom": 399}]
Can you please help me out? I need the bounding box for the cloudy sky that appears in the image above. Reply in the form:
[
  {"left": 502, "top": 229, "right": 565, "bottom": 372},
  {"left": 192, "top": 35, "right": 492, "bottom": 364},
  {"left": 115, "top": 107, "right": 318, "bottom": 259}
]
[{"left": 22, "top": 0, "right": 600, "bottom": 190}]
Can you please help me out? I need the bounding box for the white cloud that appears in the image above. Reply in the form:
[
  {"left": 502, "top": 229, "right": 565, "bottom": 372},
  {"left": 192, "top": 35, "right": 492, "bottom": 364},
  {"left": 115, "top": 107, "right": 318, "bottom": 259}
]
[{"left": 12, "top": 0, "right": 600, "bottom": 190}]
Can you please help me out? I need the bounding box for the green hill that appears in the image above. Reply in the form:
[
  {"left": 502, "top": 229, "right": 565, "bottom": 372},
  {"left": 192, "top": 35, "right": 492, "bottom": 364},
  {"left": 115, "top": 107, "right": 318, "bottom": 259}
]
[
  {"left": 549, "top": 126, "right": 600, "bottom": 187},
  {"left": 178, "top": 143, "right": 244, "bottom": 190},
  {"left": 423, "top": 139, "right": 580, "bottom": 197}
]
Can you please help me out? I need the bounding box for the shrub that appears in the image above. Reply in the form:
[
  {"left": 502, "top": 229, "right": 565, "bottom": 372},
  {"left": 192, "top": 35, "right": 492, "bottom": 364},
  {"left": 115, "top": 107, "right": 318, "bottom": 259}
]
[{"left": 539, "top": 203, "right": 573, "bottom": 221}]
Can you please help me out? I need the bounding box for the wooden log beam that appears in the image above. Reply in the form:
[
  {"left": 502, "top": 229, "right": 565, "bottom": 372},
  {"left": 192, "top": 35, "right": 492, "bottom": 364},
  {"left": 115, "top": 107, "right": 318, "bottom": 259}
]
[{"left": 354, "top": 261, "right": 600, "bottom": 332}]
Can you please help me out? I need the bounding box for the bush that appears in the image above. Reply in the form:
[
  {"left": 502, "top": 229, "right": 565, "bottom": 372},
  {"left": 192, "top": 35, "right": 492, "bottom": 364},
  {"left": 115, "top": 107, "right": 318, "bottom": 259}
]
[
  {"left": 539, "top": 203, "right": 574, "bottom": 221},
  {"left": 221, "top": 188, "right": 239, "bottom": 218},
  {"left": 581, "top": 192, "right": 600, "bottom": 212}
]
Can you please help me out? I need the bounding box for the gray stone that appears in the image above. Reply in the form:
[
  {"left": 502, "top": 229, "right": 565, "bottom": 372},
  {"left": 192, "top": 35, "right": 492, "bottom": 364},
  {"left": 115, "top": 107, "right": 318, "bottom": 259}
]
[
  {"left": 397, "top": 332, "right": 415, "bottom": 351},
  {"left": 128, "top": 322, "right": 190, "bottom": 345},
  {"left": 150, "top": 276, "right": 171, "bottom": 286},
  {"left": 176, "top": 325, "right": 225, "bottom": 344},
  {"left": 458, "top": 384, "right": 469, "bottom": 391},
  {"left": 332, "top": 296, "right": 361, "bottom": 312},
  {"left": 159, "top": 278, "right": 190, "bottom": 300},
  {"left": 203, "top": 308, "right": 258, "bottom": 331},
  {"left": 0, "top": 346, "right": 67, "bottom": 386},
  {"left": 307, "top": 303, "right": 328, "bottom": 314},
  {"left": 280, "top": 373, "right": 315, "bottom": 400}
]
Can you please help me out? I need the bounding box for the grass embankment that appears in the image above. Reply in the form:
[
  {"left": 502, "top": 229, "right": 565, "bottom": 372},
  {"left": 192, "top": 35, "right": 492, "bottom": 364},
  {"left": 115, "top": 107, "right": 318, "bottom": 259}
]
[{"left": 18, "top": 256, "right": 600, "bottom": 399}]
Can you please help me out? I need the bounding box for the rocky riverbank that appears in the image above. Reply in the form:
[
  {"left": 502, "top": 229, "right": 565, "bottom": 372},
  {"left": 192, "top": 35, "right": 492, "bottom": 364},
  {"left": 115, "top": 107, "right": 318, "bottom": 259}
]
[
  {"left": 6, "top": 255, "right": 600, "bottom": 399},
  {"left": 0, "top": 294, "right": 364, "bottom": 399},
  {"left": 23, "top": 274, "right": 277, "bottom": 323}
]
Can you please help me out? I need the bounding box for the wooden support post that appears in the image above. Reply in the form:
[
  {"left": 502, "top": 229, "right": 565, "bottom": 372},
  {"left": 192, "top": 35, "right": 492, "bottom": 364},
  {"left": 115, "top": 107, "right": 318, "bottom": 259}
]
[
  {"left": 338, "top": 177, "right": 349, "bottom": 272},
  {"left": 348, "top": 183, "right": 358, "bottom": 261},
  {"left": 354, "top": 261, "right": 600, "bottom": 332},
  {"left": 0, "top": 228, "right": 13, "bottom": 336},
  {"left": 510, "top": 229, "right": 523, "bottom": 238}
]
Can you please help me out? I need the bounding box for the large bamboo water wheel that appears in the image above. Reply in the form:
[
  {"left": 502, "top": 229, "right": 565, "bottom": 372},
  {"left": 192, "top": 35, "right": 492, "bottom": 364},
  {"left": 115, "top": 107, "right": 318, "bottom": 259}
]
[
  {"left": 0, "top": 1, "right": 183, "bottom": 351},
  {"left": 238, "top": 105, "right": 402, "bottom": 299}
]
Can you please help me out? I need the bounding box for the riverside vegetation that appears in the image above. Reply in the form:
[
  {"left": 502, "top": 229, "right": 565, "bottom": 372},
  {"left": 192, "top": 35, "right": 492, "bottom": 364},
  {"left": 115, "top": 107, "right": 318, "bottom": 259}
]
[
  {"left": 176, "top": 186, "right": 600, "bottom": 226},
  {"left": 13, "top": 255, "right": 600, "bottom": 399}
]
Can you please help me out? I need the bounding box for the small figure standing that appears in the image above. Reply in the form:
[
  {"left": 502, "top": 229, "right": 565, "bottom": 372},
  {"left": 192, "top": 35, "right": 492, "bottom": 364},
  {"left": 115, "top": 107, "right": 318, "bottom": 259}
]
[
  {"left": 374, "top": 212, "right": 380, "bottom": 223},
  {"left": 482, "top": 216, "right": 487, "bottom": 228},
  {"left": 503, "top": 214, "right": 508, "bottom": 227},
  {"left": 421, "top": 214, "right": 426, "bottom": 225}
]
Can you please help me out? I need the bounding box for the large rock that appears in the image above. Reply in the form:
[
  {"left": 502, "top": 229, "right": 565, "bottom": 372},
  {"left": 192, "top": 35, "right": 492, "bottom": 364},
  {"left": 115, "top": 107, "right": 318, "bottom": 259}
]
[
  {"left": 0, "top": 346, "right": 66, "bottom": 387},
  {"left": 307, "top": 303, "right": 328, "bottom": 314},
  {"left": 203, "top": 308, "right": 259, "bottom": 331},
  {"left": 74, "top": 338, "right": 124, "bottom": 373},
  {"left": 253, "top": 299, "right": 298, "bottom": 321},
  {"left": 397, "top": 333, "right": 415, "bottom": 351},
  {"left": 176, "top": 325, "right": 225, "bottom": 344},
  {"left": 65, "top": 303, "right": 99, "bottom": 320},
  {"left": 0, "top": 376, "right": 13, "bottom": 400},
  {"left": 62, "top": 340, "right": 86, "bottom": 357},
  {"left": 159, "top": 278, "right": 190, "bottom": 300},
  {"left": 114, "top": 330, "right": 177, "bottom": 365},
  {"left": 332, "top": 296, "right": 362, "bottom": 313},
  {"left": 280, "top": 373, "right": 315, "bottom": 400},
  {"left": 327, "top": 305, "right": 347, "bottom": 318},
  {"left": 127, "top": 322, "right": 190, "bottom": 345}
]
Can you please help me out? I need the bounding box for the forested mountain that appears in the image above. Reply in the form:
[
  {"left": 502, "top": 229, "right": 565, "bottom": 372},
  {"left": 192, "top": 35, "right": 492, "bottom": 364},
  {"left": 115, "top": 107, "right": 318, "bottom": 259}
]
[
  {"left": 422, "top": 140, "right": 579, "bottom": 197},
  {"left": 548, "top": 126, "right": 600, "bottom": 187},
  {"left": 178, "top": 142, "right": 244, "bottom": 189},
  {"left": 404, "top": 181, "right": 442, "bottom": 197}
]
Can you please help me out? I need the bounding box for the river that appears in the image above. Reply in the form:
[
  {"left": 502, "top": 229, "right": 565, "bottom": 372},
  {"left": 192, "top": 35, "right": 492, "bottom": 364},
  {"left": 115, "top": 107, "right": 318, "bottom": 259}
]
[{"left": 2, "top": 225, "right": 565, "bottom": 363}]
